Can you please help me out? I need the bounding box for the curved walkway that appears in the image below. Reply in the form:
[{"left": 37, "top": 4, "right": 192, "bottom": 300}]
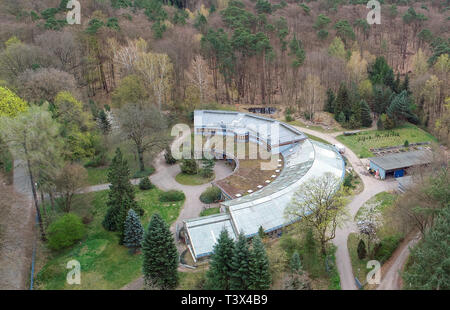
[{"left": 292, "top": 126, "right": 398, "bottom": 290}]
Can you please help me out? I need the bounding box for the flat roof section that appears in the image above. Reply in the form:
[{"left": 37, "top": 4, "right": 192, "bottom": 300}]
[
  {"left": 194, "top": 110, "right": 307, "bottom": 145},
  {"left": 368, "top": 150, "right": 432, "bottom": 171},
  {"left": 184, "top": 213, "right": 237, "bottom": 258}
]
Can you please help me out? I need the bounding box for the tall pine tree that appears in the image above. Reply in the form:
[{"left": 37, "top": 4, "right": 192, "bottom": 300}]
[
  {"left": 205, "top": 229, "right": 235, "bottom": 290},
  {"left": 325, "top": 88, "right": 335, "bottom": 113},
  {"left": 142, "top": 213, "right": 178, "bottom": 289},
  {"left": 249, "top": 235, "right": 271, "bottom": 290},
  {"left": 102, "top": 148, "right": 143, "bottom": 242},
  {"left": 360, "top": 100, "right": 373, "bottom": 127},
  {"left": 334, "top": 83, "right": 351, "bottom": 122},
  {"left": 123, "top": 209, "right": 144, "bottom": 253},
  {"left": 230, "top": 232, "right": 252, "bottom": 290}
]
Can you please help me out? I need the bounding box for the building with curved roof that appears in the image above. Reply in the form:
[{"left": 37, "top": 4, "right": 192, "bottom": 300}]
[{"left": 183, "top": 110, "right": 345, "bottom": 261}]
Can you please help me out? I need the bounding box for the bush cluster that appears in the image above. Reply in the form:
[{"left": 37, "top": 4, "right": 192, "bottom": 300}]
[
  {"left": 159, "top": 190, "right": 185, "bottom": 202},
  {"left": 200, "top": 186, "right": 222, "bottom": 204},
  {"left": 47, "top": 214, "right": 85, "bottom": 250}
]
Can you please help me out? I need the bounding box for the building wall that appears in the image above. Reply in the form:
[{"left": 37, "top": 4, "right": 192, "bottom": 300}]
[{"left": 369, "top": 161, "right": 386, "bottom": 179}]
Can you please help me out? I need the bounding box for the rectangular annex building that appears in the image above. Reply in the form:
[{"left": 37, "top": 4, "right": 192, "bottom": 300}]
[{"left": 368, "top": 149, "right": 432, "bottom": 179}]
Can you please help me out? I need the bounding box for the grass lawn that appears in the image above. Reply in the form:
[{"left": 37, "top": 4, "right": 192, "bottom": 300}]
[
  {"left": 177, "top": 267, "right": 208, "bottom": 290},
  {"left": 200, "top": 207, "right": 220, "bottom": 217},
  {"left": 305, "top": 133, "right": 331, "bottom": 145},
  {"left": 336, "top": 123, "right": 437, "bottom": 158},
  {"left": 34, "top": 186, "right": 184, "bottom": 290},
  {"left": 175, "top": 172, "right": 215, "bottom": 185},
  {"left": 86, "top": 166, "right": 109, "bottom": 185}
]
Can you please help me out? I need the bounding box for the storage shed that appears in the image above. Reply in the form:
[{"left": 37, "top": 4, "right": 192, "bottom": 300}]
[{"left": 368, "top": 150, "right": 432, "bottom": 180}]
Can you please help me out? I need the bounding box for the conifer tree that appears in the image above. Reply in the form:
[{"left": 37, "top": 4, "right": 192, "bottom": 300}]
[
  {"left": 325, "top": 88, "right": 335, "bottom": 113},
  {"left": 123, "top": 209, "right": 144, "bottom": 253},
  {"left": 142, "top": 213, "right": 178, "bottom": 289},
  {"left": 230, "top": 232, "right": 252, "bottom": 290},
  {"left": 205, "top": 229, "right": 235, "bottom": 290},
  {"left": 98, "top": 109, "right": 111, "bottom": 135},
  {"left": 334, "top": 83, "right": 350, "bottom": 121},
  {"left": 290, "top": 251, "right": 303, "bottom": 275},
  {"left": 360, "top": 100, "right": 373, "bottom": 127},
  {"left": 102, "top": 148, "right": 143, "bottom": 241},
  {"left": 357, "top": 239, "right": 367, "bottom": 259},
  {"left": 258, "top": 226, "right": 265, "bottom": 239},
  {"left": 249, "top": 235, "right": 271, "bottom": 290}
]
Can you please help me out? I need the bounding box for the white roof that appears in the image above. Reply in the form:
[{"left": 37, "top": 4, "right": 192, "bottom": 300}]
[
  {"left": 185, "top": 112, "right": 345, "bottom": 259},
  {"left": 194, "top": 110, "right": 306, "bottom": 145}
]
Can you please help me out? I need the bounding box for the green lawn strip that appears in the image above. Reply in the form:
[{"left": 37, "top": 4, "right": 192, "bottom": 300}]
[
  {"left": 177, "top": 268, "right": 208, "bottom": 290},
  {"left": 86, "top": 166, "right": 109, "bottom": 185},
  {"left": 336, "top": 123, "right": 437, "bottom": 158},
  {"left": 348, "top": 233, "right": 371, "bottom": 287},
  {"left": 35, "top": 186, "right": 183, "bottom": 290},
  {"left": 175, "top": 172, "right": 214, "bottom": 186},
  {"left": 199, "top": 207, "right": 220, "bottom": 217},
  {"left": 304, "top": 133, "right": 331, "bottom": 145}
]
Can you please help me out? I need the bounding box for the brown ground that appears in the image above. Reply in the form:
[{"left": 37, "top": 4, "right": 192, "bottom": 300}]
[
  {"left": 0, "top": 174, "right": 35, "bottom": 289},
  {"left": 213, "top": 141, "right": 283, "bottom": 198}
]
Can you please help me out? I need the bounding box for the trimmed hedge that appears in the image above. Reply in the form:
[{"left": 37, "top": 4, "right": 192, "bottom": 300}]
[
  {"left": 159, "top": 190, "right": 185, "bottom": 202},
  {"left": 200, "top": 186, "right": 222, "bottom": 204}
]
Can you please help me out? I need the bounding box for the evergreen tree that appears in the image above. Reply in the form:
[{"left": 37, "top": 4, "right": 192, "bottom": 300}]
[
  {"left": 200, "top": 158, "right": 215, "bottom": 178},
  {"left": 123, "top": 209, "right": 144, "bottom": 253},
  {"left": 102, "top": 148, "right": 143, "bottom": 240},
  {"left": 402, "top": 73, "right": 410, "bottom": 95},
  {"left": 180, "top": 158, "right": 198, "bottom": 175},
  {"left": 324, "top": 88, "right": 335, "bottom": 113},
  {"left": 372, "top": 85, "right": 393, "bottom": 115},
  {"left": 249, "top": 235, "right": 271, "bottom": 290},
  {"left": 334, "top": 83, "right": 351, "bottom": 121},
  {"left": 258, "top": 226, "right": 265, "bottom": 239},
  {"left": 142, "top": 213, "right": 178, "bottom": 289},
  {"left": 357, "top": 239, "right": 367, "bottom": 259},
  {"left": 387, "top": 90, "right": 419, "bottom": 125},
  {"left": 289, "top": 251, "right": 303, "bottom": 275},
  {"left": 230, "top": 232, "right": 252, "bottom": 290},
  {"left": 98, "top": 110, "right": 111, "bottom": 134},
  {"left": 360, "top": 100, "right": 372, "bottom": 127},
  {"left": 205, "top": 229, "right": 235, "bottom": 290}
]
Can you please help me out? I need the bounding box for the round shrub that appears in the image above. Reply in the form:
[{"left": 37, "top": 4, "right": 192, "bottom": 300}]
[
  {"left": 159, "top": 190, "right": 185, "bottom": 202},
  {"left": 199, "top": 186, "right": 222, "bottom": 204},
  {"left": 139, "top": 177, "right": 154, "bottom": 190},
  {"left": 47, "top": 214, "right": 85, "bottom": 250}
]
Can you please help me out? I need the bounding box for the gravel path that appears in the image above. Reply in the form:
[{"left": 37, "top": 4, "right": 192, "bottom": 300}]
[
  {"left": 377, "top": 232, "right": 420, "bottom": 290},
  {"left": 0, "top": 160, "right": 35, "bottom": 290}
]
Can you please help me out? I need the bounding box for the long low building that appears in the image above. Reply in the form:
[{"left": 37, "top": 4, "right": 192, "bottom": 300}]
[
  {"left": 183, "top": 110, "right": 345, "bottom": 261},
  {"left": 368, "top": 149, "right": 432, "bottom": 179}
]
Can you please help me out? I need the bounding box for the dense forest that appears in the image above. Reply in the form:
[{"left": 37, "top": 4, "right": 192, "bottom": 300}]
[{"left": 0, "top": 0, "right": 448, "bottom": 127}]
